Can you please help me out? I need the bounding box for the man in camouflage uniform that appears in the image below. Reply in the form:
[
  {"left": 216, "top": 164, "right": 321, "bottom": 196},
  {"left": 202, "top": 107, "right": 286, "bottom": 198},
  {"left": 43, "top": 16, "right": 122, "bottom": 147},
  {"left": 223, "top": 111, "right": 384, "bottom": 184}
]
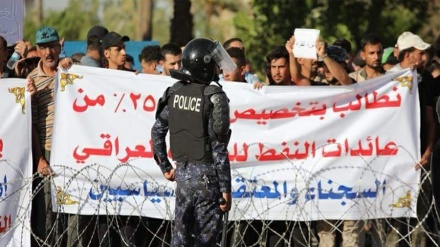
[{"left": 151, "top": 37, "right": 235, "bottom": 247}]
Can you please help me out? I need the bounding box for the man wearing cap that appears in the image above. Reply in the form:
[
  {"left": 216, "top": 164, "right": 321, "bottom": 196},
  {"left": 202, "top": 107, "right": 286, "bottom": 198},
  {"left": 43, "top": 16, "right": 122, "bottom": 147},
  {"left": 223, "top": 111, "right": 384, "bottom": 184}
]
[
  {"left": 98, "top": 30, "right": 145, "bottom": 247},
  {"left": 27, "top": 26, "right": 64, "bottom": 246},
  {"left": 385, "top": 31, "right": 436, "bottom": 247},
  {"left": 387, "top": 31, "right": 434, "bottom": 169},
  {"left": 388, "top": 31, "right": 431, "bottom": 74},
  {"left": 80, "top": 25, "right": 108, "bottom": 67},
  {"left": 101, "top": 31, "right": 130, "bottom": 70}
]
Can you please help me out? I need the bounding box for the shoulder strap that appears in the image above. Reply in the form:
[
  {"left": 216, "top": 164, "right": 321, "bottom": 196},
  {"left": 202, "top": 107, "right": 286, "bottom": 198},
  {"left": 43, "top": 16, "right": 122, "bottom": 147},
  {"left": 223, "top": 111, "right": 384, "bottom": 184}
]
[
  {"left": 204, "top": 84, "right": 224, "bottom": 96},
  {"left": 155, "top": 81, "right": 186, "bottom": 120}
]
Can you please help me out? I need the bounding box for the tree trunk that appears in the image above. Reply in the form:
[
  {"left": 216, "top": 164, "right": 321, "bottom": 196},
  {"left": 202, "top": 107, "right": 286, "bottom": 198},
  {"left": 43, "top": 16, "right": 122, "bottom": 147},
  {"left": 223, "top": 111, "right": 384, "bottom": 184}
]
[
  {"left": 24, "top": 0, "right": 34, "bottom": 12},
  {"left": 36, "top": 0, "right": 43, "bottom": 24},
  {"left": 137, "top": 0, "right": 153, "bottom": 40},
  {"left": 170, "top": 0, "right": 193, "bottom": 47}
]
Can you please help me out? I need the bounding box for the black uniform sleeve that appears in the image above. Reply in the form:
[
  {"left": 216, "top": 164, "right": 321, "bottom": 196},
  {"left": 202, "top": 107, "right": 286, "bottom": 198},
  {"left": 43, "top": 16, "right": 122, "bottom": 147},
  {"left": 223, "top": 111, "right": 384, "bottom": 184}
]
[
  {"left": 209, "top": 92, "right": 232, "bottom": 193},
  {"left": 151, "top": 106, "right": 173, "bottom": 173}
]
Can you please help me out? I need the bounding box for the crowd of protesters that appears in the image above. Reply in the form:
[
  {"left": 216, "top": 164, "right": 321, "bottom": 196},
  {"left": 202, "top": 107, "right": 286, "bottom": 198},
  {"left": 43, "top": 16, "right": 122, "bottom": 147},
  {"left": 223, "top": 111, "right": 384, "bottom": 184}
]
[{"left": 1, "top": 24, "right": 440, "bottom": 247}]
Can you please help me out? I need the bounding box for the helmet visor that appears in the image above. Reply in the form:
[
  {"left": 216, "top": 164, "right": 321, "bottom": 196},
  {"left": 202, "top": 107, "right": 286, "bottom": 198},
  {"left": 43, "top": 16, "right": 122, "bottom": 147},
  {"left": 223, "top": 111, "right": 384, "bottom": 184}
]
[{"left": 207, "top": 41, "right": 237, "bottom": 74}]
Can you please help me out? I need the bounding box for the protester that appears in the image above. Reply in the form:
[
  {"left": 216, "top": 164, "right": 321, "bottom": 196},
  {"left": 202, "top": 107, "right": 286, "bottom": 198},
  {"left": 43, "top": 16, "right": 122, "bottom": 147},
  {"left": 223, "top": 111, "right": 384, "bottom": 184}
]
[
  {"left": 161, "top": 42, "right": 181, "bottom": 76},
  {"left": 333, "top": 38, "right": 355, "bottom": 72},
  {"left": 223, "top": 37, "right": 259, "bottom": 83},
  {"left": 102, "top": 31, "right": 130, "bottom": 70},
  {"left": 348, "top": 33, "right": 387, "bottom": 247},
  {"left": 266, "top": 45, "right": 293, "bottom": 85},
  {"left": 139, "top": 45, "right": 163, "bottom": 74},
  {"left": 222, "top": 47, "right": 247, "bottom": 82},
  {"left": 28, "top": 26, "right": 65, "bottom": 247},
  {"left": 286, "top": 36, "right": 352, "bottom": 86},
  {"left": 381, "top": 47, "right": 398, "bottom": 71},
  {"left": 352, "top": 51, "right": 366, "bottom": 71},
  {"left": 223, "top": 37, "right": 245, "bottom": 51},
  {"left": 124, "top": 53, "right": 135, "bottom": 70},
  {"left": 349, "top": 33, "right": 384, "bottom": 82},
  {"left": 81, "top": 25, "right": 108, "bottom": 67},
  {"left": 152, "top": 37, "right": 233, "bottom": 246},
  {"left": 99, "top": 31, "right": 148, "bottom": 246},
  {"left": 386, "top": 31, "right": 436, "bottom": 247},
  {"left": 249, "top": 43, "right": 312, "bottom": 247}
]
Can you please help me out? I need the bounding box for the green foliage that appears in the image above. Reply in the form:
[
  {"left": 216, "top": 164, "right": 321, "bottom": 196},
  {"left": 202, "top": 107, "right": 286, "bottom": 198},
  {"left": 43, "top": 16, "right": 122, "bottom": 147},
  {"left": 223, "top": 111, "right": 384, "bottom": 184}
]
[
  {"left": 236, "top": 0, "right": 311, "bottom": 77},
  {"left": 101, "top": 0, "right": 135, "bottom": 36},
  {"left": 23, "top": 0, "right": 436, "bottom": 76},
  {"left": 191, "top": 0, "right": 245, "bottom": 42},
  {"left": 24, "top": 0, "right": 100, "bottom": 43},
  {"left": 239, "top": 0, "right": 432, "bottom": 77},
  {"left": 153, "top": 0, "right": 173, "bottom": 44}
]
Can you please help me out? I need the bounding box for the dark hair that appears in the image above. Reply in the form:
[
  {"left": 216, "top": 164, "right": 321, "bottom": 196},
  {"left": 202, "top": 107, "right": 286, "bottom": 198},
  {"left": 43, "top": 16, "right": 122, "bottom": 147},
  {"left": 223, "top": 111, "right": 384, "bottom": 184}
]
[
  {"left": 25, "top": 46, "right": 37, "bottom": 57},
  {"left": 87, "top": 35, "right": 102, "bottom": 51},
  {"left": 398, "top": 47, "right": 415, "bottom": 62},
  {"left": 360, "top": 33, "right": 382, "bottom": 51},
  {"left": 385, "top": 54, "right": 398, "bottom": 65},
  {"left": 139, "top": 45, "right": 163, "bottom": 63},
  {"left": 265, "top": 46, "right": 289, "bottom": 85},
  {"left": 0, "top": 36, "right": 6, "bottom": 51},
  {"left": 223, "top": 38, "right": 243, "bottom": 50},
  {"left": 126, "top": 54, "right": 134, "bottom": 65},
  {"left": 161, "top": 42, "right": 181, "bottom": 58},
  {"left": 333, "top": 38, "right": 352, "bottom": 53},
  {"left": 266, "top": 46, "right": 289, "bottom": 64},
  {"left": 434, "top": 34, "right": 440, "bottom": 58},
  {"left": 71, "top": 52, "right": 85, "bottom": 63},
  {"left": 226, "top": 47, "right": 246, "bottom": 68},
  {"left": 353, "top": 51, "right": 366, "bottom": 67}
]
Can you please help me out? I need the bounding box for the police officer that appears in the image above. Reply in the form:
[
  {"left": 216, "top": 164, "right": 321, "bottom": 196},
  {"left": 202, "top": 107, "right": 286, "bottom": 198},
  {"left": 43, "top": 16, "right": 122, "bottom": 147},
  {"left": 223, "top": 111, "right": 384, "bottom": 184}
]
[{"left": 151, "top": 38, "right": 236, "bottom": 247}]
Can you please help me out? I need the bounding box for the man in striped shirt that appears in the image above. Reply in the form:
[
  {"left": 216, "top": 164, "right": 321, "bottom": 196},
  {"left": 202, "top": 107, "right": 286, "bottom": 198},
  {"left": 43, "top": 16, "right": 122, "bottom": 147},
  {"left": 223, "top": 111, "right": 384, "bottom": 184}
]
[{"left": 28, "top": 26, "right": 63, "bottom": 246}]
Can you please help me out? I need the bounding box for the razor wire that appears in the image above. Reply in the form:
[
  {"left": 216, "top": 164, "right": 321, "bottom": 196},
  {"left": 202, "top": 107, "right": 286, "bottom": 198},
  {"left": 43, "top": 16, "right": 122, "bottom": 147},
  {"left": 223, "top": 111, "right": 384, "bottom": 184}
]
[{"left": 1, "top": 140, "right": 439, "bottom": 247}]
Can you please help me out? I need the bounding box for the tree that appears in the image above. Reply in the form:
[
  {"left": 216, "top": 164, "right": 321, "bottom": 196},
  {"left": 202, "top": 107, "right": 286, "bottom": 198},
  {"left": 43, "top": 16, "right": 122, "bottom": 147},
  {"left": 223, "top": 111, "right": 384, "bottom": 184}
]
[
  {"left": 170, "top": 0, "right": 193, "bottom": 46},
  {"left": 24, "top": 0, "right": 100, "bottom": 42},
  {"left": 136, "top": 0, "right": 153, "bottom": 40},
  {"left": 235, "top": 0, "right": 312, "bottom": 77},
  {"left": 237, "top": 0, "right": 433, "bottom": 78},
  {"left": 191, "top": 0, "right": 245, "bottom": 42}
]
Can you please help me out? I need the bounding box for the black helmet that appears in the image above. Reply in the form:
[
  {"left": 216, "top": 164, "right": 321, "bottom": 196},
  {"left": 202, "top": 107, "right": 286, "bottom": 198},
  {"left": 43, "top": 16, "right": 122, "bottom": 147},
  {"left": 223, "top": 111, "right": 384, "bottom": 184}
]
[{"left": 170, "top": 38, "right": 236, "bottom": 84}]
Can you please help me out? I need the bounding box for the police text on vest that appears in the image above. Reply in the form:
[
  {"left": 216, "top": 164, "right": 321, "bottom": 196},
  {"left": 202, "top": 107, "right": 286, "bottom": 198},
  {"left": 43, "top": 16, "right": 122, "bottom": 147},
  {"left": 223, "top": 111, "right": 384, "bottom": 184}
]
[{"left": 173, "top": 95, "right": 202, "bottom": 112}]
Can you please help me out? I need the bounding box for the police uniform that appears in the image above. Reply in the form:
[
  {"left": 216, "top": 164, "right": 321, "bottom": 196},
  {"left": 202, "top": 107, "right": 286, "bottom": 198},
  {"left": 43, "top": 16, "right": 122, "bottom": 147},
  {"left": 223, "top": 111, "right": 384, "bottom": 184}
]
[
  {"left": 152, "top": 83, "right": 231, "bottom": 246},
  {"left": 151, "top": 38, "right": 233, "bottom": 247}
]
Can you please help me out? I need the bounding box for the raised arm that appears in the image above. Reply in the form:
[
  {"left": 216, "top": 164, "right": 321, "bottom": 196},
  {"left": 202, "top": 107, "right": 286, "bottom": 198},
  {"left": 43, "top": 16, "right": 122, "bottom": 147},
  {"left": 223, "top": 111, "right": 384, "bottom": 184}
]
[
  {"left": 286, "top": 36, "right": 311, "bottom": 86},
  {"left": 316, "top": 39, "right": 352, "bottom": 85}
]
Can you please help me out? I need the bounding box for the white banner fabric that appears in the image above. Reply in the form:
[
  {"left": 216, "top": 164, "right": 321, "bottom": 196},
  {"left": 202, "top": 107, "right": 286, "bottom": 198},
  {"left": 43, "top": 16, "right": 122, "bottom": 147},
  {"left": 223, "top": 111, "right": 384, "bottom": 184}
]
[
  {"left": 0, "top": 79, "right": 32, "bottom": 247},
  {"left": 51, "top": 66, "right": 420, "bottom": 221}
]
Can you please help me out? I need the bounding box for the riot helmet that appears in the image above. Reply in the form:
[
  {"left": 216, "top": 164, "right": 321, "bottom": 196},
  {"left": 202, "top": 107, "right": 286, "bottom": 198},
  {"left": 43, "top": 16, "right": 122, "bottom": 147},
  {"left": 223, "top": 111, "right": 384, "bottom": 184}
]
[{"left": 170, "top": 38, "right": 236, "bottom": 84}]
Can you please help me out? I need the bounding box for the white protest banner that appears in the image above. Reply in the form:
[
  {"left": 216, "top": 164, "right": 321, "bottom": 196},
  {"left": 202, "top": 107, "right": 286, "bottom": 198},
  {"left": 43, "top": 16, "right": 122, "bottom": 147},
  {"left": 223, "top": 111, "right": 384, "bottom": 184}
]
[
  {"left": 0, "top": 0, "right": 24, "bottom": 44},
  {"left": 293, "top": 28, "right": 320, "bottom": 59},
  {"left": 51, "top": 66, "right": 419, "bottom": 221},
  {"left": 0, "top": 79, "right": 32, "bottom": 247}
]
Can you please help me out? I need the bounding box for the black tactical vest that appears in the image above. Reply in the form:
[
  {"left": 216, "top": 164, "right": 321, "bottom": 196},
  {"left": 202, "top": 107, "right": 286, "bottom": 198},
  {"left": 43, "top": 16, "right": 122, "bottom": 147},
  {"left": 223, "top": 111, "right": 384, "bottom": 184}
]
[{"left": 168, "top": 83, "right": 213, "bottom": 163}]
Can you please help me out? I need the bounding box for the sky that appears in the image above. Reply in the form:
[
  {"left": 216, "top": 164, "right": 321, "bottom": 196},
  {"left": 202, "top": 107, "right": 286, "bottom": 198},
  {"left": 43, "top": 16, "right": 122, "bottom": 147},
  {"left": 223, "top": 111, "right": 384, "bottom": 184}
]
[{"left": 44, "top": 0, "right": 69, "bottom": 11}]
